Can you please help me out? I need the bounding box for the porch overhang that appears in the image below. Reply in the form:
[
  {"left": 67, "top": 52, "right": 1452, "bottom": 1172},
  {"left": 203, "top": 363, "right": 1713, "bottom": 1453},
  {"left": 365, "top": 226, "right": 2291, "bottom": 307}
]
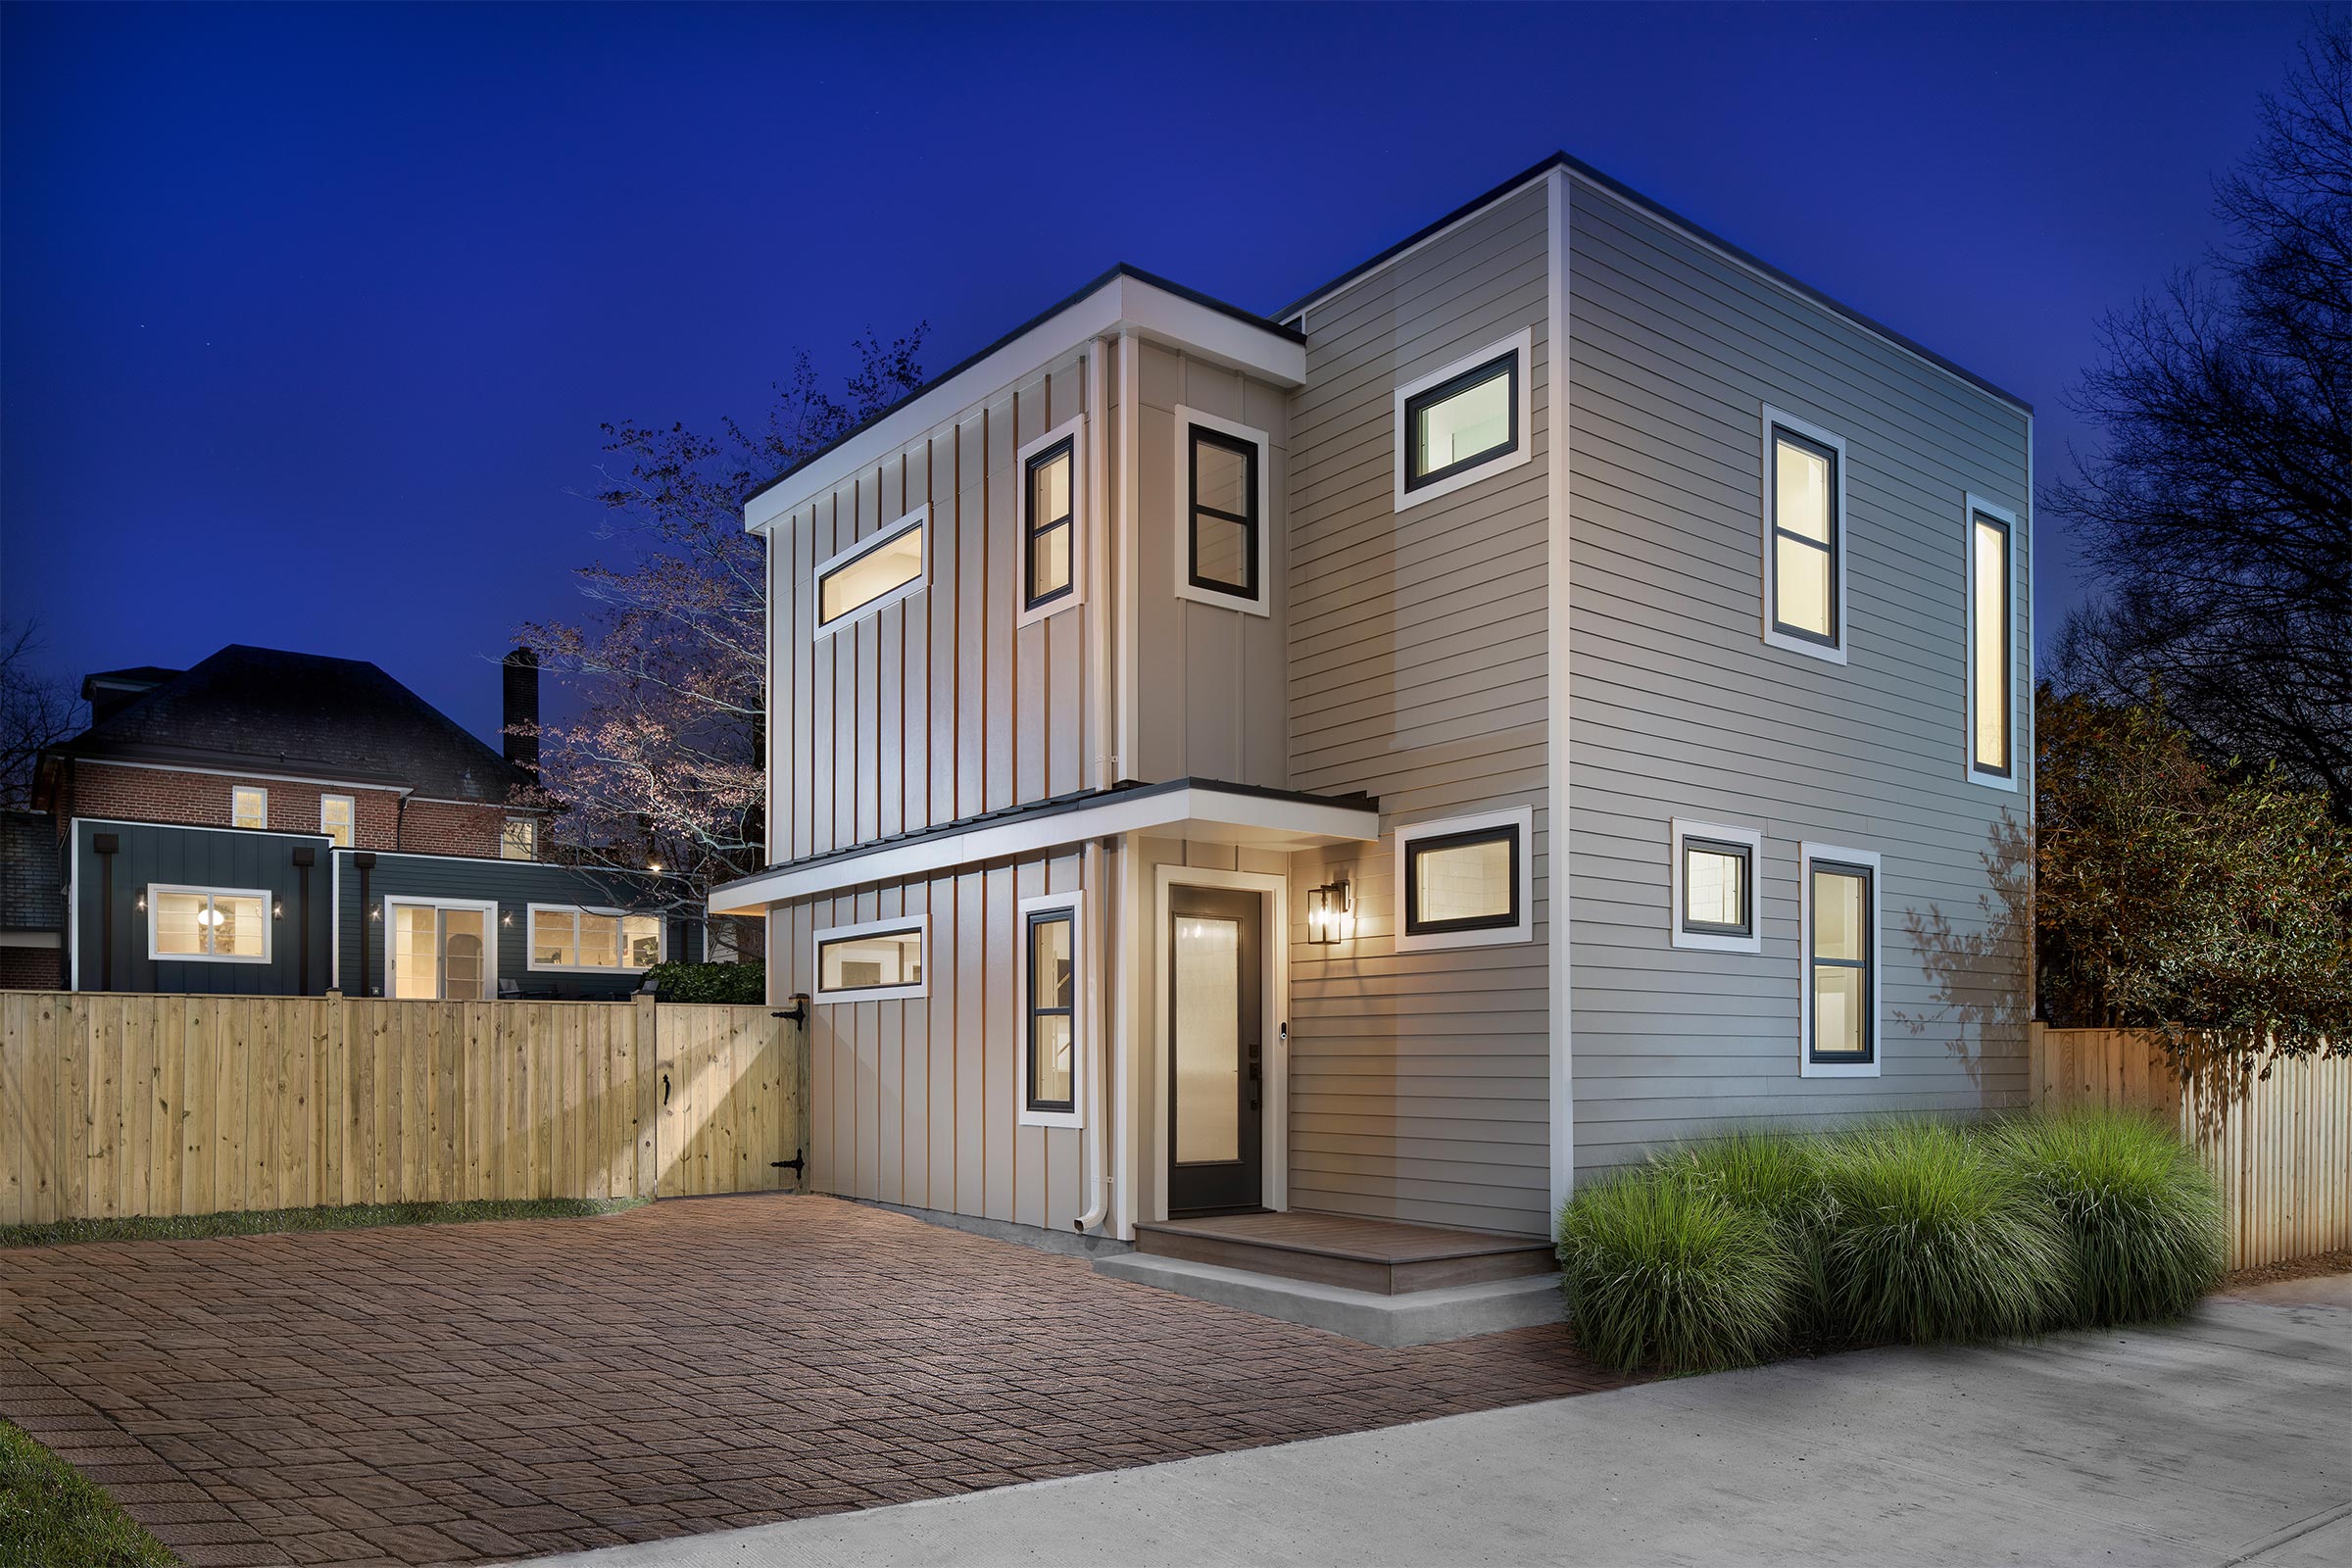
[{"left": 709, "top": 778, "right": 1380, "bottom": 912}]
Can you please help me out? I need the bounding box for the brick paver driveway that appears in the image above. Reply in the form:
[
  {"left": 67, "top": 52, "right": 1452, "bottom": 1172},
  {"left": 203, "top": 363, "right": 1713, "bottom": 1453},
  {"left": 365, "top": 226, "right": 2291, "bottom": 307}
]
[{"left": 0, "top": 1196, "right": 1630, "bottom": 1566}]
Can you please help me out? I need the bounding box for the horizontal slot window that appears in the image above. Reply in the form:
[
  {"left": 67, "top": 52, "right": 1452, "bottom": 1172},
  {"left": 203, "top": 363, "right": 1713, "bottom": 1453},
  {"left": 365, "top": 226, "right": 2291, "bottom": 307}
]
[{"left": 818, "top": 515, "right": 925, "bottom": 629}]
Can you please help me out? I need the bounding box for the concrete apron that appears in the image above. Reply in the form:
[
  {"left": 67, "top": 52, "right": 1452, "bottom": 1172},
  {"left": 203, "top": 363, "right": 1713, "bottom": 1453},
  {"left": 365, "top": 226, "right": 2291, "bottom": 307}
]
[
  {"left": 525, "top": 1293, "right": 2351, "bottom": 1568},
  {"left": 1092, "top": 1251, "right": 1566, "bottom": 1347}
]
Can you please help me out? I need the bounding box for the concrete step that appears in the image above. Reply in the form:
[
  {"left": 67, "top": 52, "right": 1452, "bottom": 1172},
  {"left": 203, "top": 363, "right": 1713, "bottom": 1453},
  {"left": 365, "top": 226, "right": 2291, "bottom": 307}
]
[{"left": 1095, "top": 1250, "right": 1565, "bottom": 1347}]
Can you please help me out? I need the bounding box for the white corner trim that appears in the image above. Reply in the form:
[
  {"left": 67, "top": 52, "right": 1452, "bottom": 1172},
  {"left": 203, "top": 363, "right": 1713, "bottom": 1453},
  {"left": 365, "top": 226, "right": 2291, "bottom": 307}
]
[
  {"left": 1759, "top": 405, "right": 1851, "bottom": 665},
  {"left": 1394, "top": 326, "right": 1536, "bottom": 512},
  {"left": 1392, "top": 805, "right": 1538, "bottom": 955},
  {"left": 811, "top": 911, "right": 930, "bottom": 1004},
  {"left": 1544, "top": 165, "right": 1573, "bottom": 1222},
  {"left": 522, "top": 902, "right": 665, "bottom": 974},
  {"left": 1015, "top": 414, "right": 1088, "bottom": 630},
  {"left": 144, "top": 882, "right": 274, "bottom": 965},
  {"left": 1963, "top": 492, "right": 2023, "bottom": 793},
  {"left": 1150, "top": 862, "right": 1289, "bottom": 1219},
  {"left": 812, "top": 504, "right": 929, "bottom": 641},
  {"left": 1170, "top": 405, "right": 1273, "bottom": 617},
  {"left": 1669, "top": 818, "right": 1764, "bottom": 955},
  {"left": 1797, "top": 842, "right": 1883, "bottom": 1079},
  {"left": 1015, "top": 890, "right": 1086, "bottom": 1129}
]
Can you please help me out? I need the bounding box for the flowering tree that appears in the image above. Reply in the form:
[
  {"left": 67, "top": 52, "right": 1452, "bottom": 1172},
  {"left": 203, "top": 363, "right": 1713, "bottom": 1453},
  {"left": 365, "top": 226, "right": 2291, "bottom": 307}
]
[{"left": 514, "top": 327, "right": 926, "bottom": 900}]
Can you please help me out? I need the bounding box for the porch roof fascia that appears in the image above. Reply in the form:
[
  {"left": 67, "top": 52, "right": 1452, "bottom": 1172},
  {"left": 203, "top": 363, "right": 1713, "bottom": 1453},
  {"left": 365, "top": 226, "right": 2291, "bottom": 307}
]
[{"left": 709, "top": 778, "right": 1380, "bottom": 912}]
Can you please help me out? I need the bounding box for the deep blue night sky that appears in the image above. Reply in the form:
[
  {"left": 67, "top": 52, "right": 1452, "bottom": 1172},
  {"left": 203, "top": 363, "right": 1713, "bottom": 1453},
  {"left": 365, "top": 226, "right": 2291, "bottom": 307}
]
[{"left": 0, "top": 2, "right": 2327, "bottom": 744}]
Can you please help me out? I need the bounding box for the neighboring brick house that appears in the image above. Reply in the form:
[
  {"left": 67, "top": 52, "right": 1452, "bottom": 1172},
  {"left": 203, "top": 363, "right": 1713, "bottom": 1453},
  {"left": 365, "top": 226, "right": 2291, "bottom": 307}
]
[{"left": 10, "top": 644, "right": 708, "bottom": 999}]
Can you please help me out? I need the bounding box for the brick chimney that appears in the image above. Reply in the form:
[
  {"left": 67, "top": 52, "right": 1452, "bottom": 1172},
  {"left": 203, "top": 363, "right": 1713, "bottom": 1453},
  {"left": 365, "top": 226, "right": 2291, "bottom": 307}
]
[{"left": 502, "top": 648, "right": 539, "bottom": 778}]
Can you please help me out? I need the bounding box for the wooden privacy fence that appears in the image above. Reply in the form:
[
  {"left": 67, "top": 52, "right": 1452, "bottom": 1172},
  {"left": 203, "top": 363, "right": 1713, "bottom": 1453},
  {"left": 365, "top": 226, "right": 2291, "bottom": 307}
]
[
  {"left": 2032, "top": 1024, "right": 2351, "bottom": 1270},
  {"left": 0, "top": 991, "right": 807, "bottom": 1227}
]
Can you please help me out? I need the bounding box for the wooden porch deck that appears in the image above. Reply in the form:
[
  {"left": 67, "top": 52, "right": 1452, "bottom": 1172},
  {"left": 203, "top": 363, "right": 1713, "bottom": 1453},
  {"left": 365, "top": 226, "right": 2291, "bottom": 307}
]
[{"left": 1133, "top": 1210, "right": 1557, "bottom": 1296}]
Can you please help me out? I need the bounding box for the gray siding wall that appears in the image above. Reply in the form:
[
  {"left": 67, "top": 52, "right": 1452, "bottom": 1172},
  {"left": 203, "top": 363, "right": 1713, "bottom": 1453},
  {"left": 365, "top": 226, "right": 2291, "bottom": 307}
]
[
  {"left": 1283, "top": 181, "right": 1554, "bottom": 1237},
  {"left": 1564, "top": 178, "right": 2033, "bottom": 1172}
]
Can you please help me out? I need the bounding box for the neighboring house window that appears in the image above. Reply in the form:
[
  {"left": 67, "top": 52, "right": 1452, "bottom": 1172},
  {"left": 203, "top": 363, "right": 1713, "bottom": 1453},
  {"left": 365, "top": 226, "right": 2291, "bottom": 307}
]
[
  {"left": 1393, "top": 807, "right": 1536, "bottom": 954},
  {"left": 501, "top": 817, "right": 537, "bottom": 859},
  {"left": 1761, "top": 408, "right": 1848, "bottom": 662},
  {"left": 814, "top": 506, "right": 927, "bottom": 634},
  {"left": 812, "top": 914, "right": 927, "bottom": 1002},
  {"left": 148, "top": 884, "right": 270, "bottom": 963},
  {"left": 1671, "top": 819, "right": 1762, "bottom": 954},
  {"left": 1020, "top": 422, "right": 1080, "bottom": 618},
  {"left": 1967, "top": 496, "right": 2018, "bottom": 786},
  {"left": 1018, "top": 893, "right": 1082, "bottom": 1127},
  {"left": 1394, "top": 327, "right": 1532, "bottom": 508},
  {"left": 1174, "top": 410, "right": 1271, "bottom": 614},
  {"left": 389, "top": 900, "right": 495, "bottom": 1000},
  {"left": 1800, "top": 844, "right": 1882, "bottom": 1077},
  {"left": 528, "top": 905, "right": 662, "bottom": 971},
  {"left": 230, "top": 786, "right": 268, "bottom": 830},
  {"left": 319, "top": 795, "right": 355, "bottom": 848}
]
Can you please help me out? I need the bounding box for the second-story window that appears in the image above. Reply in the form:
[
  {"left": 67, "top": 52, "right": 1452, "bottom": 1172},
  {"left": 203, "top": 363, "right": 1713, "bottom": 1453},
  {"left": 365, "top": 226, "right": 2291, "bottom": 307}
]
[
  {"left": 1175, "top": 410, "right": 1271, "bottom": 614},
  {"left": 1762, "top": 409, "right": 1847, "bottom": 661},
  {"left": 501, "top": 816, "right": 537, "bottom": 859},
  {"left": 1968, "top": 499, "right": 2017, "bottom": 785},
  {"left": 1395, "top": 328, "right": 1531, "bottom": 508},
  {"left": 1024, "top": 435, "right": 1076, "bottom": 612},
  {"left": 319, "top": 794, "right": 355, "bottom": 848},
  {"left": 231, "top": 785, "right": 268, "bottom": 830},
  {"left": 815, "top": 507, "right": 927, "bottom": 634}
]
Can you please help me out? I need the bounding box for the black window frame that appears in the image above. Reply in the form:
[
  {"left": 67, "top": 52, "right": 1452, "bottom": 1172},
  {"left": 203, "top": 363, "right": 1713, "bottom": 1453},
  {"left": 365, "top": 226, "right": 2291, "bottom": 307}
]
[
  {"left": 1806, "top": 860, "right": 1875, "bottom": 1065},
  {"left": 1402, "top": 351, "right": 1519, "bottom": 493},
  {"left": 816, "top": 514, "right": 925, "bottom": 629},
  {"left": 1970, "top": 511, "right": 2013, "bottom": 779},
  {"left": 1187, "top": 424, "right": 1260, "bottom": 601},
  {"left": 1024, "top": 907, "right": 1076, "bottom": 1113},
  {"left": 814, "top": 924, "right": 923, "bottom": 997},
  {"left": 1402, "top": 822, "right": 1522, "bottom": 938},
  {"left": 1769, "top": 426, "right": 1841, "bottom": 648},
  {"left": 1023, "top": 436, "right": 1077, "bottom": 612},
  {"left": 1680, "top": 836, "right": 1754, "bottom": 940}
]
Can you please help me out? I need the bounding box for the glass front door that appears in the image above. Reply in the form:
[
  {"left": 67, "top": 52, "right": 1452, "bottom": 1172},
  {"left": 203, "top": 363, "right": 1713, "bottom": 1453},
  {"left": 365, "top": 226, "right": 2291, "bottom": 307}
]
[
  {"left": 1167, "top": 885, "right": 1264, "bottom": 1214},
  {"left": 390, "top": 904, "right": 491, "bottom": 1001}
]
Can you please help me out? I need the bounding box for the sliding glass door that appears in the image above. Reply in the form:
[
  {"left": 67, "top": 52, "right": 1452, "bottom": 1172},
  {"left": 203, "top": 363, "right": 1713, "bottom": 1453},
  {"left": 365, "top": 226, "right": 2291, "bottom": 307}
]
[{"left": 388, "top": 902, "right": 495, "bottom": 1001}]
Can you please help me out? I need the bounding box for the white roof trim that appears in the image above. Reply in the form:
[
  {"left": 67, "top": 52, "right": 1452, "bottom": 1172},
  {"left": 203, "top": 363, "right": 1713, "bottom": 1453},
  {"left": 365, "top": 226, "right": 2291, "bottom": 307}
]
[
  {"left": 743, "top": 272, "right": 1305, "bottom": 535},
  {"left": 709, "top": 784, "right": 1378, "bottom": 911}
]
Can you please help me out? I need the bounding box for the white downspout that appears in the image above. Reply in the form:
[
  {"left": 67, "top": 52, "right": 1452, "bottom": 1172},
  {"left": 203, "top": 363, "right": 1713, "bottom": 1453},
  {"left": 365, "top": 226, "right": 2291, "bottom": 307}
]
[{"left": 1075, "top": 337, "right": 1114, "bottom": 1233}]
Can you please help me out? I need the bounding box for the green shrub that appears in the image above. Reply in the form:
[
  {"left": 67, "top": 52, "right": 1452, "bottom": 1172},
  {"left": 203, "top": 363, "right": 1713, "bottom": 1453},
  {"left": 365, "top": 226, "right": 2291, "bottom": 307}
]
[
  {"left": 1650, "top": 1129, "right": 1835, "bottom": 1338},
  {"left": 1555, "top": 1173, "right": 1798, "bottom": 1373},
  {"left": 1818, "top": 1120, "right": 2070, "bottom": 1344},
  {"left": 1988, "top": 1106, "right": 2225, "bottom": 1326},
  {"left": 643, "top": 959, "right": 766, "bottom": 1004}
]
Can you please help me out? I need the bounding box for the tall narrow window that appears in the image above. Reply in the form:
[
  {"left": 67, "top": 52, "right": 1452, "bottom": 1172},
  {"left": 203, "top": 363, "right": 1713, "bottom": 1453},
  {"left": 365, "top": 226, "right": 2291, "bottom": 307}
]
[
  {"left": 319, "top": 795, "right": 355, "bottom": 848},
  {"left": 1770, "top": 426, "right": 1839, "bottom": 647},
  {"left": 815, "top": 509, "right": 926, "bottom": 632},
  {"left": 1970, "top": 507, "right": 2013, "bottom": 779},
  {"left": 1025, "top": 908, "right": 1075, "bottom": 1112},
  {"left": 230, "top": 785, "right": 268, "bottom": 830},
  {"left": 1801, "top": 845, "right": 1880, "bottom": 1075},
  {"left": 1024, "top": 436, "right": 1075, "bottom": 612},
  {"left": 1188, "top": 425, "right": 1259, "bottom": 600}
]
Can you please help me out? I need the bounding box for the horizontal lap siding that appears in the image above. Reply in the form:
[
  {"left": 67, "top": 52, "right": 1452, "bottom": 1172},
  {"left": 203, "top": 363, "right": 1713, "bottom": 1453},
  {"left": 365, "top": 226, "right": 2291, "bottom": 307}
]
[
  {"left": 780, "top": 852, "right": 1084, "bottom": 1231},
  {"left": 1285, "top": 183, "right": 1552, "bottom": 1238},
  {"left": 1565, "top": 180, "right": 2033, "bottom": 1174}
]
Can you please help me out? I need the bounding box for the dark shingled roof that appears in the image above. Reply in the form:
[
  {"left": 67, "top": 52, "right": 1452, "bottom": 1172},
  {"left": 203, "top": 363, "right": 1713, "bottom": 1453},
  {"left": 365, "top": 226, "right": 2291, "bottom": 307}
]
[
  {"left": 1, "top": 809, "right": 61, "bottom": 930},
  {"left": 54, "top": 645, "right": 530, "bottom": 804}
]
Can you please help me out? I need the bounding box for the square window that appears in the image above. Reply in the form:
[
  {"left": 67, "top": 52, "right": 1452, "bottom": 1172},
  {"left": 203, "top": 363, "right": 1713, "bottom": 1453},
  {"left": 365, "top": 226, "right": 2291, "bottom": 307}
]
[
  {"left": 1405, "top": 354, "right": 1517, "bottom": 491},
  {"left": 502, "top": 817, "right": 537, "bottom": 860},
  {"left": 1395, "top": 808, "right": 1534, "bottom": 952},
  {"left": 230, "top": 786, "right": 268, "bottom": 830},
  {"left": 813, "top": 917, "right": 927, "bottom": 1002},
  {"left": 1684, "top": 840, "right": 1751, "bottom": 937}
]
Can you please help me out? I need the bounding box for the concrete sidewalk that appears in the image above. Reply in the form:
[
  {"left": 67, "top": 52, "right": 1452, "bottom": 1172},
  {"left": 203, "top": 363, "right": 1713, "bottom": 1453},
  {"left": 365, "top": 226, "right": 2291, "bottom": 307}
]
[{"left": 532, "top": 1289, "right": 2350, "bottom": 1568}]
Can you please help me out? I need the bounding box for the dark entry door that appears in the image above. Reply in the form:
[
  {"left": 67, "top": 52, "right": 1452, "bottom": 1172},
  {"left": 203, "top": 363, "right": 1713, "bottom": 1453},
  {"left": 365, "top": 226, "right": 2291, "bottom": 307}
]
[{"left": 1167, "top": 885, "right": 1264, "bottom": 1214}]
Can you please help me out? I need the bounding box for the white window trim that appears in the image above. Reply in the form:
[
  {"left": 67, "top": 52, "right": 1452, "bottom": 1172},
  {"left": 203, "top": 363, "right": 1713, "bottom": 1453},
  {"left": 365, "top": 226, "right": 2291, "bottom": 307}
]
[
  {"left": 501, "top": 816, "right": 539, "bottom": 859},
  {"left": 1797, "top": 842, "right": 1883, "bottom": 1079},
  {"left": 524, "top": 902, "right": 664, "bottom": 974},
  {"left": 1170, "top": 406, "right": 1272, "bottom": 617},
  {"left": 1964, "top": 493, "right": 2022, "bottom": 792},
  {"left": 384, "top": 897, "right": 502, "bottom": 999},
  {"left": 230, "top": 784, "right": 269, "bottom": 830},
  {"left": 812, "top": 504, "right": 929, "bottom": 640},
  {"left": 1670, "top": 818, "right": 1763, "bottom": 955},
  {"left": 1392, "top": 805, "right": 1537, "bottom": 954},
  {"left": 1394, "top": 327, "right": 1535, "bottom": 511},
  {"left": 319, "top": 794, "right": 356, "bottom": 847},
  {"left": 811, "top": 911, "right": 929, "bottom": 1003},
  {"left": 145, "top": 882, "right": 273, "bottom": 965},
  {"left": 1015, "top": 890, "right": 1085, "bottom": 1129},
  {"left": 1015, "top": 415, "right": 1087, "bottom": 629},
  {"left": 1760, "top": 406, "right": 1851, "bottom": 665}
]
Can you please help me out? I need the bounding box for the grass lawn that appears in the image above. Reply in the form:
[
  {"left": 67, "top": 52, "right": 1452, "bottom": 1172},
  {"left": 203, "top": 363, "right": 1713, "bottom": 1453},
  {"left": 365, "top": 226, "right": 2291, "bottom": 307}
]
[
  {"left": 0, "top": 1418, "right": 175, "bottom": 1568},
  {"left": 0, "top": 1196, "right": 644, "bottom": 1250}
]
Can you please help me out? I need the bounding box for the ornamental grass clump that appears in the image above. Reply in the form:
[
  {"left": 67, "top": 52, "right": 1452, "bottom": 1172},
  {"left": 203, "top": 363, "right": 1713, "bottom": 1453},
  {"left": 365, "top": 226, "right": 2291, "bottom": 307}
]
[
  {"left": 1988, "top": 1106, "right": 2225, "bottom": 1326},
  {"left": 1648, "top": 1129, "right": 1836, "bottom": 1338},
  {"left": 1818, "top": 1120, "right": 2070, "bottom": 1345},
  {"left": 1555, "top": 1172, "right": 1797, "bottom": 1374}
]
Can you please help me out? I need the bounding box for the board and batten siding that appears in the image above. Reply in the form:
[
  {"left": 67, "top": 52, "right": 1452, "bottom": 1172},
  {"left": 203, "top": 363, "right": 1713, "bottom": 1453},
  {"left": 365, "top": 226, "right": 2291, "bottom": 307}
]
[
  {"left": 1563, "top": 177, "right": 2033, "bottom": 1172},
  {"left": 768, "top": 354, "right": 1098, "bottom": 866},
  {"left": 1283, "top": 181, "right": 1554, "bottom": 1237},
  {"left": 778, "top": 851, "right": 1088, "bottom": 1232}
]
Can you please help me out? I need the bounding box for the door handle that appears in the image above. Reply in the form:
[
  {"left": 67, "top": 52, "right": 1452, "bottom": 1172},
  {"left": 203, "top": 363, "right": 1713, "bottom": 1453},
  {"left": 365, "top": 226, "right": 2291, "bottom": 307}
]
[{"left": 662, "top": 1072, "right": 670, "bottom": 1106}]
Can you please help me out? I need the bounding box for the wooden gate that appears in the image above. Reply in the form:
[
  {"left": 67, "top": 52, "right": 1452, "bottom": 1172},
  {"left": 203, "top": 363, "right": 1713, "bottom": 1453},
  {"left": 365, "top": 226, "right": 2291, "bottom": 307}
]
[{"left": 655, "top": 1003, "right": 805, "bottom": 1199}]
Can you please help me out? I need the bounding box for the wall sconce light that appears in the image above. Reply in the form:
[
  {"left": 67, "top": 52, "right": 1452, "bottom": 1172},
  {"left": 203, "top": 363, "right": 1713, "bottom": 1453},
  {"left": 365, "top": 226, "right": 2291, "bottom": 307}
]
[
  {"left": 134, "top": 893, "right": 147, "bottom": 912},
  {"left": 272, "top": 900, "right": 284, "bottom": 919},
  {"left": 369, "top": 903, "right": 382, "bottom": 922},
  {"left": 501, "top": 911, "right": 514, "bottom": 927},
  {"left": 1306, "top": 876, "right": 1353, "bottom": 946}
]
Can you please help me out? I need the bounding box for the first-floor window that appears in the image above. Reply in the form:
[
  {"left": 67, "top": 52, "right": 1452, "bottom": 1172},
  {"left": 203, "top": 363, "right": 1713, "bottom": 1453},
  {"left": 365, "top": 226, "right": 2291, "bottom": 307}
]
[
  {"left": 1802, "top": 845, "right": 1880, "bottom": 1074},
  {"left": 391, "top": 902, "right": 492, "bottom": 1000},
  {"left": 812, "top": 915, "right": 927, "bottom": 1001},
  {"left": 1017, "top": 893, "right": 1082, "bottom": 1126},
  {"left": 1394, "top": 807, "right": 1535, "bottom": 953},
  {"left": 530, "top": 905, "right": 662, "bottom": 971},
  {"left": 1671, "top": 819, "right": 1761, "bottom": 953},
  {"left": 149, "top": 885, "right": 270, "bottom": 962},
  {"left": 230, "top": 785, "right": 268, "bottom": 830}
]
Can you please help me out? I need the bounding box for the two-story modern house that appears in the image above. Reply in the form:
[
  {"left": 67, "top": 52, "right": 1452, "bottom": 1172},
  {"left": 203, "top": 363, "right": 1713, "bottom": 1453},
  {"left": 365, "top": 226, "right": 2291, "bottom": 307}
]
[
  {"left": 710, "top": 153, "right": 2032, "bottom": 1320},
  {"left": 14, "top": 643, "right": 706, "bottom": 999}
]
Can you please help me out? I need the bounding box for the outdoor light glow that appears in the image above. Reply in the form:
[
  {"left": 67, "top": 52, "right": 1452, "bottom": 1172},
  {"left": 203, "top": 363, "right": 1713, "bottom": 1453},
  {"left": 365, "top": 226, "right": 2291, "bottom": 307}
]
[{"left": 1306, "top": 878, "right": 1353, "bottom": 945}]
